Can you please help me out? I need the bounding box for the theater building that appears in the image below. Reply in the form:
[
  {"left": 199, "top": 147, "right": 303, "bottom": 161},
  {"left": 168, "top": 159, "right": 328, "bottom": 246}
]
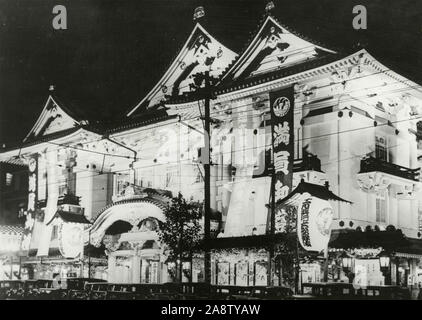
[{"left": 0, "top": 4, "right": 422, "bottom": 289}]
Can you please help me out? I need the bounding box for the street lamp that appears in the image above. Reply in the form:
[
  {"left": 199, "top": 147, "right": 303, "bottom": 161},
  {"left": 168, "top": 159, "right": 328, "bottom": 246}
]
[
  {"left": 378, "top": 251, "right": 391, "bottom": 285},
  {"left": 341, "top": 255, "right": 353, "bottom": 270},
  {"left": 340, "top": 252, "right": 354, "bottom": 283}
]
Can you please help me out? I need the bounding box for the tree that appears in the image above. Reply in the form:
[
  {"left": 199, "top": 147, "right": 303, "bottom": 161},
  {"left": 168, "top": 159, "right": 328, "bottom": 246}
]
[{"left": 157, "top": 192, "right": 202, "bottom": 283}]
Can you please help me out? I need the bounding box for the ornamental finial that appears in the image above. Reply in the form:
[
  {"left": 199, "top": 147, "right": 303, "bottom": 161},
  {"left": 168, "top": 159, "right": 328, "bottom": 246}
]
[
  {"left": 265, "top": 1, "right": 275, "bottom": 14},
  {"left": 193, "top": 6, "right": 205, "bottom": 21},
  {"left": 49, "top": 85, "right": 55, "bottom": 92}
]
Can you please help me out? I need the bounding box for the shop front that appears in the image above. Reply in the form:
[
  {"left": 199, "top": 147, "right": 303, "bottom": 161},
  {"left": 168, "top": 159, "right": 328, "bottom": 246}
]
[
  {"left": 211, "top": 248, "right": 269, "bottom": 286},
  {"left": 0, "top": 225, "right": 24, "bottom": 281},
  {"left": 106, "top": 241, "right": 165, "bottom": 284},
  {"left": 328, "top": 228, "right": 422, "bottom": 291}
]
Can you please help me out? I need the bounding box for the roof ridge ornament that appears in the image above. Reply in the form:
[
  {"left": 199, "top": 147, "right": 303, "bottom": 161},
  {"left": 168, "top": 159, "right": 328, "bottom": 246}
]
[
  {"left": 193, "top": 6, "right": 205, "bottom": 21},
  {"left": 49, "top": 84, "right": 55, "bottom": 92},
  {"left": 265, "top": 1, "right": 275, "bottom": 15}
]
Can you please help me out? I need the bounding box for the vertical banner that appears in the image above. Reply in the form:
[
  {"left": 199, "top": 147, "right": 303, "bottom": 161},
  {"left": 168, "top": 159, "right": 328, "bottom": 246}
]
[
  {"left": 270, "top": 86, "right": 294, "bottom": 233},
  {"left": 21, "top": 155, "right": 38, "bottom": 252},
  {"left": 419, "top": 208, "right": 422, "bottom": 234},
  {"left": 37, "top": 148, "right": 59, "bottom": 256}
]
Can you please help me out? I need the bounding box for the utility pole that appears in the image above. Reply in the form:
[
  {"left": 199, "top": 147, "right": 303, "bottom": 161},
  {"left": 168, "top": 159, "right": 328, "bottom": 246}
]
[{"left": 203, "top": 70, "right": 212, "bottom": 286}]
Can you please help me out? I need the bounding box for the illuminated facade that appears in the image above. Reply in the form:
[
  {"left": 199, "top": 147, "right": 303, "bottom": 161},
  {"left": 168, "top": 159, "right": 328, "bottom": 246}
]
[{"left": 0, "top": 5, "right": 422, "bottom": 289}]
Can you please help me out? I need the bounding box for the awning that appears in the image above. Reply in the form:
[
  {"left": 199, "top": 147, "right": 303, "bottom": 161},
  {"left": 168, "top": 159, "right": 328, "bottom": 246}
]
[
  {"left": 276, "top": 181, "right": 352, "bottom": 206},
  {"left": 395, "top": 238, "right": 422, "bottom": 258},
  {"left": 329, "top": 229, "right": 409, "bottom": 250}
]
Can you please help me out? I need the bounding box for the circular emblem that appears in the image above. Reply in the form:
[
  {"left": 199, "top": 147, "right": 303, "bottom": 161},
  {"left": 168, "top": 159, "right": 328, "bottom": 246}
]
[
  {"left": 316, "top": 207, "right": 333, "bottom": 237},
  {"left": 272, "top": 97, "right": 290, "bottom": 117},
  {"left": 28, "top": 158, "right": 36, "bottom": 173},
  {"left": 59, "top": 223, "right": 83, "bottom": 258}
]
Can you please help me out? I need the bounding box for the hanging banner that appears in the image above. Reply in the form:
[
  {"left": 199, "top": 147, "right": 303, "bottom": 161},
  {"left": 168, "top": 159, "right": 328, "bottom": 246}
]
[
  {"left": 21, "top": 155, "right": 38, "bottom": 252},
  {"left": 270, "top": 86, "right": 294, "bottom": 233},
  {"left": 297, "top": 196, "right": 333, "bottom": 252},
  {"left": 37, "top": 148, "right": 59, "bottom": 256}
]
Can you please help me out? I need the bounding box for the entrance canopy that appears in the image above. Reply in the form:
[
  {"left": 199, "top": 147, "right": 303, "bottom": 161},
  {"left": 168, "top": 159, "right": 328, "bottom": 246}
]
[{"left": 86, "top": 198, "right": 167, "bottom": 248}]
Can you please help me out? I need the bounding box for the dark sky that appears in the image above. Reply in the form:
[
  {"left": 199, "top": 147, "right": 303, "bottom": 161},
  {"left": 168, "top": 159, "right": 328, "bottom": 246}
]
[{"left": 0, "top": 0, "right": 421, "bottom": 146}]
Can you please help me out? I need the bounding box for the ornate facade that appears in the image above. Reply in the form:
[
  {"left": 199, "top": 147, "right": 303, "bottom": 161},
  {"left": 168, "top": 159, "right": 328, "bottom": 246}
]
[{"left": 1, "top": 5, "right": 422, "bottom": 288}]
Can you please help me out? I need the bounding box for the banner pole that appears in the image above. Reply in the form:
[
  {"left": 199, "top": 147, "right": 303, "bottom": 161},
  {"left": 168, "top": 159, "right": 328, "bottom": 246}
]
[{"left": 323, "top": 240, "right": 330, "bottom": 282}]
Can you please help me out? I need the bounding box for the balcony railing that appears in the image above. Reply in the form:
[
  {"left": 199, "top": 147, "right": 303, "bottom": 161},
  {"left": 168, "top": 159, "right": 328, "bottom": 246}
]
[
  {"left": 359, "top": 156, "right": 420, "bottom": 182},
  {"left": 293, "top": 154, "right": 322, "bottom": 173}
]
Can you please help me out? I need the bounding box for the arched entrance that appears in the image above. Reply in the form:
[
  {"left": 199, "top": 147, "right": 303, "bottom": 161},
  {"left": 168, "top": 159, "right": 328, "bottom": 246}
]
[{"left": 85, "top": 199, "right": 169, "bottom": 284}]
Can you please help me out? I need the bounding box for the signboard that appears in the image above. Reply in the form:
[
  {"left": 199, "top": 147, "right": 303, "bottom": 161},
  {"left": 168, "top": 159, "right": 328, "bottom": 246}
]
[
  {"left": 21, "top": 155, "right": 38, "bottom": 251},
  {"left": 419, "top": 208, "right": 422, "bottom": 234},
  {"left": 270, "top": 87, "right": 294, "bottom": 233},
  {"left": 37, "top": 149, "right": 59, "bottom": 256},
  {"left": 297, "top": 196, "right": 333, "bottom": 252}
]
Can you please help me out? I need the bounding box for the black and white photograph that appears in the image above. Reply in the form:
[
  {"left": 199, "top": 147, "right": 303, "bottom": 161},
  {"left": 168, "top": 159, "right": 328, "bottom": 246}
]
[{"left": 0, "top": 0, "right": 422, "bottom": 305}]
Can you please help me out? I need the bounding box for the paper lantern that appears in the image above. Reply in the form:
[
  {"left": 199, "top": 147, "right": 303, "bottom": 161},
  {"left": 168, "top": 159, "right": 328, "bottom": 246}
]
[{"left": 297, "top": 196, "right": 333, "bottom": 252}]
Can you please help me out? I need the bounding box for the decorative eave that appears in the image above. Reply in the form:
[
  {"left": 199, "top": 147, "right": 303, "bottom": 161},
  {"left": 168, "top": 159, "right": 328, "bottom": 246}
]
[
  {"left": 166, "top": 50, "right": 358, "bottom": 111},
  {"left": 107, "top": 114, "right": 178, "bottom": 137},
  {"left": 127, "top": 22, "right": 238, "bottom": 117},
  {"left": 141, "top": 48, "right": 422, "bottom": 124},
  {"left": 275, "top": 180, "right": 352, "bottom": 207},
  {"left": 357, "top": 171, "right": 421, "bottom": 199},
  {"left": 45, "top": 210, "right": 91, "bottom": 226},
  {"left": 0, "top": 127, "right": 103, "bottom": 164}
]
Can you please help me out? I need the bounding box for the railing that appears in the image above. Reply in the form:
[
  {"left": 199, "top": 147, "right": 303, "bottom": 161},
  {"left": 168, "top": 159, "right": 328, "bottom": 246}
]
[
  {"left": 301, "top": 282, "right": 408, "bottom": 300},
  {"left": 1, "top": 280, "right": 294, "bottom": 300},
  {"left": 359, "top": 156, "right": 420, "bottom": 182},
  {"left": 112, "top": 184, "right": 172, "bottom": 203}
]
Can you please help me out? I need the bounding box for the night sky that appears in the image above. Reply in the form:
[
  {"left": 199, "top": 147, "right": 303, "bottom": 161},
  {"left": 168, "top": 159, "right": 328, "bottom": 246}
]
[{"left": 0, "top": 0, "right": 421, "bottom": 146}]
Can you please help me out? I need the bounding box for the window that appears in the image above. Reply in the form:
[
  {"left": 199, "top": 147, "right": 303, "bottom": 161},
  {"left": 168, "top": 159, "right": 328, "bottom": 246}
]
[
  {"left": 136, "top": 168, "right": 153, "bottom": 188},
  {"left": 58, "top": 182, "right": 68, "bottom": 197},
  {"left": 375, "top": 135, "right": 387, "bottom": 161},
  {"left": 375, "top": 190, "right": 387, "bottom": 223},
  {"left": 5, "top": 173, "right": 13, "bottom": 187},
  {"left": 194, "top": 166, "right": 204, "bottom": 183},
  {"left": 51, "top": 225, "right": 59, "bottom": 240},
  {"left": 115, "top": 173, "right": 130, "bottom": 195},
  {"left": 165, "top": 166, "right": 178, "bottom": 188}
]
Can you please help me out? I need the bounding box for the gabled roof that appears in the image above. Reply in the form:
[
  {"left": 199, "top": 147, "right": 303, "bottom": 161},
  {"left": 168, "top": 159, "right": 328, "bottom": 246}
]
[
  {"left": 219, "top": 15, "right": 336, "bottom": 85},
  {"left": 127, "top": 23, "right": 237, "bottom": 116},
  {"left": 24, "top": 94, "right": 85, "bottom": 142},
  {"left": 46, "top": 210, "right": 91, "bottom": 226},
  {"left": 276, "top": 180, "right": 352, "bottom": 206}
]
